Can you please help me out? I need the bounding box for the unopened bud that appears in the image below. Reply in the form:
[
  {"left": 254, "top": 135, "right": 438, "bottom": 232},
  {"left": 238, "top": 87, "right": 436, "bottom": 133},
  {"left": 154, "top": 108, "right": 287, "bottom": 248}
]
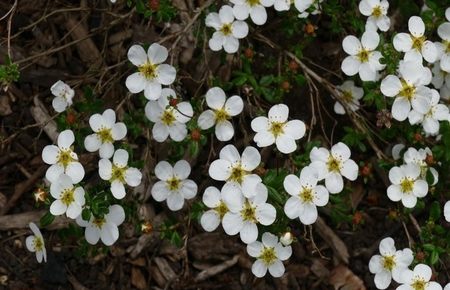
[
  {"left": 34, "top": 188, "right": 47, "bottom": 203},
  {"left": 280, "top": 232, "right": 293, "bottom": 246},
  {"left": 141, "top": 221, "right": 153, "bottom": 234}
]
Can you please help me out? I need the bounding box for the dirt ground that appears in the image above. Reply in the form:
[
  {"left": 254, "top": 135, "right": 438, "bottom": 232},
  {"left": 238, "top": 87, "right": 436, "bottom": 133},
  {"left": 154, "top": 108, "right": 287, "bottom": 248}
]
[{"left": 0, "top": 0, "right": 449, "bottom": 289}]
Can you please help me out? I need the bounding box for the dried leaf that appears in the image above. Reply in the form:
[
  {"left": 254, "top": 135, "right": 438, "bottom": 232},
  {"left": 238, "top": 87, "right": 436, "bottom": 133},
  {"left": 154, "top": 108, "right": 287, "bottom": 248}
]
[
  {"left": 315, "top": 217, "right": 349, "bottom": 264},
  {"left": 131, "top": 267, "right": 147, "bottom": 290},
  {"left": 329, "top": 264, "right": 366, "bottom": 290}
]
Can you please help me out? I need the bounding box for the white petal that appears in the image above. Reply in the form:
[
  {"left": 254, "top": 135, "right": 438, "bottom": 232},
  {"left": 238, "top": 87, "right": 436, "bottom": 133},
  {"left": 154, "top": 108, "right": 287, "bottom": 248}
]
[
  {"left": 268, "top": 104, "right": 289, "bottom": 122},
  {"left": 42, "top": 145, "right": 59, "bottom": 164},
  {"left": 392, "top": 97, "right": 411, "bottom": 121},
  {"left": 57, "top": 130, "right": 75, "bottom": 148},
  {"left": 52, "top": 96, "right": 68, "bottom": 113},
  {"left": 26, "top": 236, "right": 36, "bottom": 252},
  {"left": 231, "top": 21, "right": 249, "bottom": 39},
  {"left": 413, "top": 180, "right": 428, "bottom": 197},
  {"left": 240, "top": 222, "right": 258, "bottom": 243},
  {"left": 387, "top": 185, "right": 402, "bottom": 202},
  {"left": 254, "top": 132, "right": 275, "bottom": 147},
  {"left": 341, "top": 159, "right": 358, "bottom": 181},
  {"left": 198, "top": 110, "right": 216, "bottom": 129},
  {"left": 65, "top": 162, "right": 85, "bottom": 184},
  {"left": 156, "top": 64, "right": 176, "bottom": 85},
  {"left": 341, "top": 56, "right": 360, "bottom": 76},
  {"left": 247, "top": 241, "right": 263, "bottom": 257},
  {"left": 422, "top": 41, "right": 437, "bottom": 63},
  {"left": 180, "top": 179, "right": 197, "bottom": 199},
  {"left": 268, "top": 260, "right": 285, "bottom": 277},
  {"left": 225, "top": 95, "right": 244, "bottom": 116},
  {"left": 369, "top": 255, "right": 383, "bottom": 273},
  {"left": 313, "top": 185, "right": 329, "bottom": 206},
  {"left": 241, "top": 146, "right": 261, "bottom": 171},
  {"left": 143, "top": 81, "right": 162, "bottom": 100},
  {"left": 113, "top": 149, "right": 128, "bottom": 167},
  {"left": 151, "top": 181, "right": 169, "bottom": 202},
  {"left": 413, "top": 264, "right": 432, "bottom": 281},
  {"left": 166, "top": 192, "right": 185, "bottom": 211},
  {"left": 50, "top": 200, "right": 67, "bottom": 216},
  {"left": 284, "top": 120, "right": 306, "bottom": 140},
  {"left": 223, "top": 36, "right": 239, "bottom": 54},
  {"left": 374, "top": 271, "right": 392, "bottom": 290},
  {"left": 84, "top": 134, "right": 101, "bottom": 152},
  {"left": 100, "top": 223, "right": 119, "bottom": 246},
  {"left": 252, "top": 260, "right": 268, "bottom": 277},
  {"left": 111, "top": 180, "right": 126, "bottom": 199},
  {"left": 99, "top": 143, "right": 114, "bottom": 159},
  {"left": 215, "top": 120, "right": 234, "bottom": 141},
  {"left": 147, "top": 43, "right": 168, "bottom": 64},
  {"left": 85, "top": 226, "right": 100, "bottom": 245},
  {"left": 331, "top": 142, "right": 351, "bottom": 160},
  {"left": 205, "top": 12, "right": 221, "bottom": 29},
  {"left": 402, "top": 194, "right": 417, "bottom": 208},
  {"left": 251, "top": 116, "right": 269, "bottom": 132},
  {"left": 173, "top": 160, "right": 191, "bottom": 180},
  {"left": 284, "top": 197, "right": 302, "bottom": 219},
  {"left": 200, "top": 211, "right": 220, "bottom": 232},
  {"left": 275, "top": 135, "right": 297, "bottom": 154},
  {"left": 249, "top": 5, "right": 267, "bottom": 25},
  {"left": 359, "top": 62, "right": 377, "bottom": 81},
  {"left": 127, "top": 45, "right": 147, "bottom": 66},
  {"left": 256, "top": 203, "right": 276, "bottom": 225},
  {"left": 381, "top": 75, "right": 402, "bottom": 97},
  {"left": 222, "top": 212, "right": 243, "bottom": 235},
  {"left": 299, "top": 203, "right": 318, "bottom": 225},
  {"left": 111, "top": 123, "right": 127, "bottom": 140},
  {"left": 202, "top": 186, "right": 221, "bottom": 208},
  {"left": 342, "top": 35, "right": 362, "bottom": 55},
  {"left": 155, "top": 161, "right": 173, "bottom": 181},
  {"left": 361, "top": 30, "right": 380, "bottom": 50},
  {"left": 325, "top": 173, "right": 344, "bottom": 194},
  {"left": 393, "top": 33, "right": 413, "bottom": 52},
  {"left": 125, "top": 72, "right": 146, "bottom": 93},
  {"left": 408, "top": 16, "right": 425, "bottom": 38},
  {"left": 379, "top": 237, "right": 396, "bottom": 255}
]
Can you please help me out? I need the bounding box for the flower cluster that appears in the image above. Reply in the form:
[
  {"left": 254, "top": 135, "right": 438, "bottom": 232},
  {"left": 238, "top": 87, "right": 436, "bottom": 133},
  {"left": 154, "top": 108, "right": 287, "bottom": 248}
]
[
  {"left": 50, "top": 80, "right": 74, "bottom": 113},
  {"left": 387, "top": 146, "right": 438, "bottom": 208},
  {"left": 369, "top": 237, "right": 447, "bottom": 290},
  {"left": 205, "top": 0, "right": 321, "bottom": 54}
]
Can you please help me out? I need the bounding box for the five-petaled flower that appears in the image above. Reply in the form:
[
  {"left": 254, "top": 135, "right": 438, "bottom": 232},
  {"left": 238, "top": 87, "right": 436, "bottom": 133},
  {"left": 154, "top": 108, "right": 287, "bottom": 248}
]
[
  {"left": 283, "top": 166, "right": 329, "bottom": 225},
  {"left": 76, "top": 204, "right": 125, "bottom": 246},
  {"left": 309, "top": 142, "right": 359, "bottom": 194},
  {"left": 247, "top": 232, "right": 292, "bottom": 278},
  {"left": 208, "top": 144, "right": 262, "bottom": 197},
  {"left": 98, "top": 149, "right": 142, "bottom": 200},
  {"left": 42, "top": 129, "right": 85, "bottom": 184},
  {"left": 368, "top": 237, "right": 413, "bottom": 289},
  {"left": 387, "top": 163, "right": 428, "bottom": 208},
  {"left": 341, "top": 30, "right": 385, "bottom": 81},
  {"left": 198, "top": 87, "right": 244, "bottom": 141},
  {"left": 26, "top": 222, "right": 47, "bottom": 263},
  {"left": 200, "top": 185, "right": 230, "bottom": 232},
  {"left": 145, "top": 88, "right": 193, "bottom": 142},
  {"left": 230, "top": 0, "right": 275, "bottom": 26},
  {"left": 151, "top": 160, "right": 198, "bottom": 211},
  {"left": 125, "top": 43, "right": 176, "bottom": 100},
  {"left": 50, "top": 173, "right": 85, "bottom": 219},
  {"left": 84, "top": 109, "right": 127, "bottom": 159},
  {"left": 359, "top": 0, "right": 390, "bottom": 32},
  {"left": 396, "top": 264, "right": 442, "bottom": 290},
  {"left": 51, "top": 80, "right": 74, "bottom": 113},
  {"left": 393, "top": 16, "right": 437, "bottom": 63},
  {"left": 251, "top": 104, "right": 306, "bottom": 154},
  {"left": 333, "top": 80, "right": 364, "bottom": 115},
  {"left": 205, "top": 5, "right": 249, "bottom": 53}
]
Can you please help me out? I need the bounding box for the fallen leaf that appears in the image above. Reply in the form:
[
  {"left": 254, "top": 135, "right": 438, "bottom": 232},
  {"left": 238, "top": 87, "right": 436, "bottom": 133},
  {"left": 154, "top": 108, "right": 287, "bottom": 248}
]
[
  {"left": 131, "top": 267, "right": 147, "bottom": 290},
  {"left": 315, "top": 217, "right": 349, "bottom": 264},
  {"left": 329, "top": 264, "right": 366, "bottom": 290}
]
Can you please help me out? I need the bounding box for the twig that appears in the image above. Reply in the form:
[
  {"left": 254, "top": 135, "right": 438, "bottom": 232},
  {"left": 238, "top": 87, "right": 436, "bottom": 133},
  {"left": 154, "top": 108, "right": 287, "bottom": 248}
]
[{"left": 4, "top": 0, "right": 17, "bottom": 59}]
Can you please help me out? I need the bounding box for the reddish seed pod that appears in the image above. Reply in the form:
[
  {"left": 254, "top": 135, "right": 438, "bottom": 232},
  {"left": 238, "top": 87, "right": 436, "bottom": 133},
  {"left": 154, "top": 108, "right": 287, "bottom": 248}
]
[
  {"left": 416, "top": 251, "right": 425, "bottom": 261},
  {"left": 288, "top": 60, "right": 299, "bottom": 72},
  {"left": 352, "top": 211, "right": 363, "bottom": 225},
  {"left": 414, "top": 133, "right": 422, "bottom": 142},
  {"left": 169, "top": 98, "right": 178, "bottom": 107},
  {"left": 66, "top": 112, "right": 76, "bottom": 125},
  {"left": 304, "top": 23, "right": 316, "bottom": 35},
  {"left": 360, "top": 165, "right": 371, "bottom": 177},
  {"left": 149, "top": 0, "right": 159, "bottom": 10},
  {"left": 191, "top": 129, "right": 201, "bottom": 141},
  {"left": 281, "top": 81, "right": 290, "bottom": 91},
  {"left": 244, "top": 48, "right": 254, "bottom": 59},
  {"left": 425, "top": 154, "right": 434, "bottom": 166}
]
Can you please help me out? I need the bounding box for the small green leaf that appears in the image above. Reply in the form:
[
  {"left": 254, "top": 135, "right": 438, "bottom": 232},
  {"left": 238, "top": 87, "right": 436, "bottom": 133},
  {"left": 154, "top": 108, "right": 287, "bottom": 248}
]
[{"left": 40, "top": 212, "right": 55, "bottom": 227}]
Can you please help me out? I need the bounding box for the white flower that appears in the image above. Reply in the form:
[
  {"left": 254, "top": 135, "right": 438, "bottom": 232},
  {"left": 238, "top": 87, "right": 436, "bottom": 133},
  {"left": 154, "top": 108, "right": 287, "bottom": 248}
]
[
  {"left": 274, "top": 0, "right": 291, "bottom": 11},
  {"left": 445, "top": 283, "right": 450, "bottom": 290},
  {"left": 408, "top": 89, "right": 449, "bottom": 135},
  {"left": 98, "top": 149, "right": 142, "bottom": 199},
  {"left": 251, "top": 104, "right": 306, "bottom": 154},
  {"left": 431, "top": 61, "right": 450, "bottom": 89},
  {"left": 368, "top": 237, "right": 413, "bottom": 289},
  {"left": 341, "top": 30, "right": 385, "bottom": 81},
  {"left": 125, "top": 43, "right": 176, "bottom": 100},
  {"left": 283, "top": 166, "right": 329, "bottom": 225},
  {"left": 42, "top": 129, "right": 85, "bottom": 184},
  {"left": 49, "top": 173, "right": 85, "bottom": 219},
  {"left": 51, "top": 80, "right": 74, "bottom": 113},
  {"left": 392, "top": 143, "right": 405, "bottom": 160},
  {"left": 197, "top": 87, "right": 243, "bottom": 141},
  {"left": 437, "top": 22, "right": 450, "bottom": 72},
  {"left": 359, "top": 0, "right": 390, "bottom": 32},
  {"left": 151, "top": 160, "right": 197, "bottom": 211},
  {"left": 26, "top": 222, "right": 47, "bottom": 263},
  {"left": 447, "top": 7, "right": 450, "bottom": 22},
  {"left": 393, "top": 16, "right": 437, "bottom": 63},
  {"left": 145, "top": 88, "right": 193, "bottom": 142},
  {"left": 208, "top": 144, "right": 262, "bottom": 197},
  {"left": 200, "top": 185, "right": 229, "bottom": 232},
  {"left": 444, "top": 201, "right": 450, "bottom": 222},
  {"left": 84, "top": 109, "right": 127, "bottom": 159},
  {"left": 222, "top": 183, "right": 276, "bottom": 244},
  {"left": 296, "top": 0, "right": 321, "bottom": 18},
  {"left": 205, "top": 5, "right": 249, "bottom": 54},
  {"left": 76, "top": 204, "right": 125, "bottom": 246},
  {"left": 280, "top": 232, "right": 294, "bottom": 246},
  {"left": 334, "top": 80, "right": 364, "bottom": 115},
  {"left": 247, "top": 232, "right": 292, "bottom": 277},
  {"left": 403, "top": 147, "right": 438, "bottom": 186},
  {"left": 387, "top": 163, "right": 428, "bottom": 208},
  {"left": 380, "top": 61, "right": 432, "bottom": 121},
  {"left": 230, "top": 0, "right": 275, "bottom": 25},
  {"left": 396, "top": 264, "right": 442, "bottom": 290},
  {"left": 309, "top": 142, "right": 359, "bottom": 194}
]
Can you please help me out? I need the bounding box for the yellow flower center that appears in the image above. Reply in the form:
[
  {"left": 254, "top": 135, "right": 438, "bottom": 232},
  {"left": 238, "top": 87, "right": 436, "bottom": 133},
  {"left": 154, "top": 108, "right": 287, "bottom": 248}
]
[
  {"left": 399, "top": 79, "right": 416, "bottom": 101},
  {"left": 60, "top": 188, "right": 75, "bottom": 206},
  {"left": 160, "top": 110, "right": 176, "bottom": 126},
  {"left": 166, "top": 177, "right": 181, "bottom": 191},
  {"left": 327, "top": 156, "right": 342, "bottom": 173},
  {"left": 57, "top": 149, "right": 75, "bottom": 168},
  {"left": 259, "top": 247, "right": 277, "bottom": 265},
  {"left": 34, "top": 236, "right": 44, "bottom": 251},
  {"left": 444, "top": 40, "right": 450, "bottom": 53},
  {"left": 342, "top": 90, "right": 353, "bottom": 103},
  {"left": 93, "top": 217, "right": 106, "bottom": 228},
  {"left": 357, "top": 49, "right": 370, "bottom": 63},
  {"left": 269, "top": 122, "right": 285, "bottom": 137},
  {"left": 97, "top": 127, "right": 113, "bottom": 143},
  {"left": 215, "top": 201, "right": 229, "bottom": 219},
  {"left": 382, "top": 255, "right": 396, "bottom": 271},
  {"left": 411, "top": 279, "right": 426, "bottom": 290},
  {"left": 214, "top": 108, "right": 230, "bottom": 123},
  {"left": 241, "top": 201, "right": 257, "bottom": 222},
  {"left": 228, "top": 163, "right": 248, "bottom": 184},
  {"left": 299, "top": 186, "right": 314, "bottom": 203},
  {"left": 411, "top": 36, "right": 426, "bottom": 51},
  {"left": 372, "top": 6, "right": 382, "bottom": 18},
  {"left": 138, "top": 62, "right": 158, "bottom": 79},
  {"left": 111, "top": 164, "right": 127, "bottom": 183},
  {"left": 220, "top": 23, "right": 232, "bottom": 36},
  {"left": 247, "top": 0, "right": 260, "bottom": 6},
  {"left": 400, "top": 178, "right": 414, "bottom": 193}
]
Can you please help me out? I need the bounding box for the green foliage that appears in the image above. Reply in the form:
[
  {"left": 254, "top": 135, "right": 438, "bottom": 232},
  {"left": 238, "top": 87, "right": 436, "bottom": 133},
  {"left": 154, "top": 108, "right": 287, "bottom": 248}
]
[
  {"left": 342, "top": 127, "right": 367, "bottom": 152},
  {"left": 40, "top": 211, "right": 55, "bottom": 227},
  {"left": 160, "top": 219, "right": 183, "bottom": 247},
  {"left": 0, "top": 57, "right": 19, "bottom": 86},
  {"left": 128, "top": 0, "right": 177, "bottom": 22}
]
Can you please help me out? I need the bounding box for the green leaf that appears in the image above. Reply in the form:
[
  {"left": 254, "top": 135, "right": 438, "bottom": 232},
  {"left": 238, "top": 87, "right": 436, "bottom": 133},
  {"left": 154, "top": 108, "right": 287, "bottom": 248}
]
[
  {"left": 260, "top": 75, "right": 274, "bottom": 86},
  {"left": 40, "top": 212, "right": 55, "bottom": 227},
  {"left": 429, "top": 201, "right": 441, "bottom": 222}
]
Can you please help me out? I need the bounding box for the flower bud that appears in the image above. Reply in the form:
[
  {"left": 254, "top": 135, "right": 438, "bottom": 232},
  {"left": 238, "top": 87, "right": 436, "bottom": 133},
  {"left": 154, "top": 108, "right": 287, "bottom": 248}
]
[{"left": 280, "top": 232, "right": 293, "bottom": 246}]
